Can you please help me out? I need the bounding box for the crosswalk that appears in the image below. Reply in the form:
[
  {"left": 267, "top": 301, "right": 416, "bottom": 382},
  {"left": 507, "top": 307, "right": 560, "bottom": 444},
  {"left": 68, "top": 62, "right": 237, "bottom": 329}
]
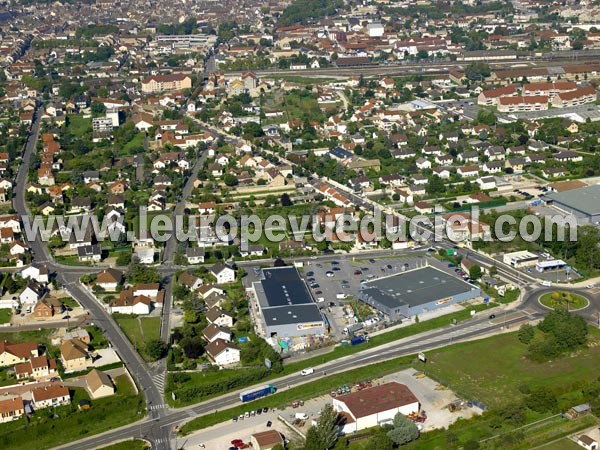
[
  {"left": 153, "top": 373, "right": 166, "bottom": 392},
  {"left": 154, "top": 437, "right": 170, "bottom": 445},
  {"left": 149, "top": 403, "right": 167, "bottom": 411}
]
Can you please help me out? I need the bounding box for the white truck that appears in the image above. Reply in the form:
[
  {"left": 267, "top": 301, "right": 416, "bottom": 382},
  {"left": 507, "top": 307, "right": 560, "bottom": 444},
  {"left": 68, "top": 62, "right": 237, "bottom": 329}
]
[{"left": 295, "top": 412, "right": 309, "bottom": 420}]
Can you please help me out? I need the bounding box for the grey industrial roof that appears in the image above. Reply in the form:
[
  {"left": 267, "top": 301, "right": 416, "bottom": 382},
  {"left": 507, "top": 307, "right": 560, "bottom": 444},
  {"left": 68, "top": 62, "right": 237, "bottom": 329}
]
[
  {"left": 362, "top": 266, "right": 478, "bottom": 308},
  {"left": 262, "top": 304, "right": 324, "bottom": 326},
  {"left": 545, "top": 184, "right": 600, "bottom": 216},
  {"left": 254, "top": 266, "right": 314, "bottom": 308},
  {"left": 253, "top": 266, "right": 324, "bottom": 328}
]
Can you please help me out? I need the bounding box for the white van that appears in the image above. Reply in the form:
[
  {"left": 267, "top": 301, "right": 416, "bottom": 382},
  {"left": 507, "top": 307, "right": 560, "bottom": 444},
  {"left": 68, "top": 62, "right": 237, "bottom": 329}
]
[
  {"left": 541, "top": 280, "right": 552, "bottom": 287},
  {"left": 295, "top": 412, "right": 309, "bottom": 420},
  {"left": 300, "top": 368, "right": 314, "bottom": 376}
]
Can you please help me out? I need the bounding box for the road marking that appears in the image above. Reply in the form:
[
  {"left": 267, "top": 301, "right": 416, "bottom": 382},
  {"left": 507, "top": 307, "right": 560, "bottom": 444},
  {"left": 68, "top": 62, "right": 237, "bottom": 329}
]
[{"left": 153, "top": 373, "right": 166, "bottom": 392}]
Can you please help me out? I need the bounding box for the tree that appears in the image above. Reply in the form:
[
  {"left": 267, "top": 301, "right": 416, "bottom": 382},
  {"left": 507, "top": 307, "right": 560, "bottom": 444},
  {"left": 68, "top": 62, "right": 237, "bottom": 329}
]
[
  {"left": 518, "top": 323, "right": 535, "bottom": 344},
  {"left": 465, "top": 62, "right": 491, "bottom": 81},
  {"left": 469, "top": 264, "right": 483, "bottom": 280},
  {"left": 223, "top": 173, "right": 238, "bottom": 186},
  {"left": 525, "top": 387, "right": 558, "bottom": 413},
  {"left": 5, "top": 276, "right": 19, "bottom": 294},
  {"left": 305, "top": 404, "right": 338, "bottom": 450},
  {"left": 242, "top": 121, "right": 264, "bottom": 137},
  {"left": 90, "top": 100, "right": 106, "bottom": 116},
  {"left": 128, "top": 263, "right": 160, "bottom": 284},
  {"left": 280, "top": 193, "right": 292, "bottom": 207},
  {"left": 367, "top": 432, "right": 394, "bottom": 450},
  {"left": 386, "top": 413, "right": 419, "bottom": 445},
  {"left": 146, "top": 339, "right": 168, "bottom": 361}
]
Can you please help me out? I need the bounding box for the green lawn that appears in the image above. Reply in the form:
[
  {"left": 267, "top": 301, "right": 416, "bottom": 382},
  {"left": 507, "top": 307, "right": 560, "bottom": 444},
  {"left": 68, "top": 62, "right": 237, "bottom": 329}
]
[
  {"left": 0, "top": 309, "right": 11, "bottom": 324},
  {"left": 420, "top": 329, "right": 600, "bottom": 408},
  {"left": 539, "top": 291, "right": 589, "bottom": 310},
  {"left": 65, "top": 114, "right": 91, "bottom": 138},
  {"left": 97, "top": 440, "right": 149, "bottom": 450},
  {"left": 114, "top": 315, "right": 161, "bottom": 361},
  {"left": 59, "top": 297, "right": 80, "bottom": 309},
  {"left": 537, "top": 438, "right": 585, "bottom": 450},
  {"left": 0, "top": 375, "right": 144, "bottom": 450},
  {"left": 0, "top": 329, "right": 52, "bottom": 344}
]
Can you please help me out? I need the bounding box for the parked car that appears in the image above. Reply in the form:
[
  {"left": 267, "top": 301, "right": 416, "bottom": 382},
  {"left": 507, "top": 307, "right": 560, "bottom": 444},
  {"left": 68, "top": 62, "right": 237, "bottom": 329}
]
[
  {"left": 266, "top": 420, "right": 272, "bottom": 427},
  {"left": 489, "top": 314, "right": 496, "bottom": 319},
  {"left": 354, "top": 270, "right": 362, "bottom": 275}
]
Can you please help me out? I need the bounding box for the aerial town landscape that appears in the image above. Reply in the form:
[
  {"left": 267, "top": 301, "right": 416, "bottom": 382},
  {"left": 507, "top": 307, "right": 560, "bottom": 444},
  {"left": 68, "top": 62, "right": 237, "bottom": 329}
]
[{"left": 0, "top": 0, "right": 600, "bottom": 449}]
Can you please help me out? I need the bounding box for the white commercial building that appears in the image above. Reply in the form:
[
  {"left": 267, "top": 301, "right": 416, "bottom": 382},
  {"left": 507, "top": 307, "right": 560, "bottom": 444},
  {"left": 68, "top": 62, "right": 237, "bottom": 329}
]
[{"left": 333, "top": 382, "right": 420, "bottom": 434}]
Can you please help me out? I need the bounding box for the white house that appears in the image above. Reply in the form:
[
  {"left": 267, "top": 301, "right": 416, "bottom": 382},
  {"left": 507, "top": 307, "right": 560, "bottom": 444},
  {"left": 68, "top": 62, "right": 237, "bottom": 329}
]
[
  {"left": 577, "top": 435, "right": 598, "bottom": 450},
  {"left": 186, "top": 247, "right": 205, "bottom": 264},
  {"left": 109, "top": 294, "right": 152, "bottom": 315},
  {"left": 178, "top": 272, "right": 203, "bottom": 291},
  {"left": 210, "top": 263, "right": 236, "bottom": 284},
  {"left": 477, "top": 176, "right": 496, "bottom": 191},
  {"left": 20, "top": 264, "right": 49, "bottom": 284},
  {"left": 133, "top": 283, "right": 160, "bottom": 298},
  {"left": 19, "top": 281, "right": 45, "bottom": 306},
  {"left": 333, "top": 382, "right": 420, "bottom": 434},
  {"left": 96, "top": 268, "right": 123, "bottom": 291},
  {"left": 206, "top": 307, "right": 234, "bottom": 328},
  {"left": 203, "top": 323, "right": 232, "bottom": 343},
  {"left": 32, "top": 385, "right": 71, "bottom": 409},
  {"left": 205, "top": 338, "right": 240, "bottom": 367}
]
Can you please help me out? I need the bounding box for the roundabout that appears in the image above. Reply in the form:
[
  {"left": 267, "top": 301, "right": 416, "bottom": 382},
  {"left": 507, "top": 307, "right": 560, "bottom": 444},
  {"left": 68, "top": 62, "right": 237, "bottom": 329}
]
[{"left": 538, "top": 290, "right": 590, "bottom": 311}]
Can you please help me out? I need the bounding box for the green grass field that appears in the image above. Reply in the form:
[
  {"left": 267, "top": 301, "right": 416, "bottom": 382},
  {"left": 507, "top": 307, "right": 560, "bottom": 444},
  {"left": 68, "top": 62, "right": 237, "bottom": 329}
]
[
  {"left": 114, "top": 315, "right": 161, "bottom": 361},
  {"left": 0, "top": 309, "right": 11, "bottom": 324},
  {"left": 421, "top": 329, "right": 600, "bottom": 408},
  {"left": 537, "top": 438, "right": 584, "bottom": 450},
  {"left": 539, "top": 291, "right": 589, "bottom": 310}
]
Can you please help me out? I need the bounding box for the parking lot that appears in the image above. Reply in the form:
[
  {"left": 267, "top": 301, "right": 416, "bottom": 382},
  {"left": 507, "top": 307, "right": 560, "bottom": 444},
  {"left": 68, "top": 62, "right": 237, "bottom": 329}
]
[{"left": 300, "top": 253, "right": 457, "bottom": 337}]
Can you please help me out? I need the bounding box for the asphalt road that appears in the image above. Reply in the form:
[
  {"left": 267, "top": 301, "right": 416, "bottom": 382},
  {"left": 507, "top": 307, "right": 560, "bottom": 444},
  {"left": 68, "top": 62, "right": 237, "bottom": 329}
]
[{"left": 11, "top": 106, "right": 169, "bottom": 449}]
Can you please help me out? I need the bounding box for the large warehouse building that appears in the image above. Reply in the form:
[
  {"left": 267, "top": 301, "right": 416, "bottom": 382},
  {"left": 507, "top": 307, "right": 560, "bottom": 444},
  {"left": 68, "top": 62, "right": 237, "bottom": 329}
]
[
  {"left": 333, "top": 382, "right": 420, "bottom": 434},
  {"left": 544, "top": 184, "right": 600, "bottom": 224},
  {"left": 252, "top": 266, "right": 325, "bottom": 338},
  {"left": 358, "top": 266, "right": 481, "bottom": 320}
]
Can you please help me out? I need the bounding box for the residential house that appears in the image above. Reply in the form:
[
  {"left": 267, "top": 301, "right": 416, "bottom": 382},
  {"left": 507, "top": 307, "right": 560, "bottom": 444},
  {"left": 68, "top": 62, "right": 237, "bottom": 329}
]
[
  {"left": 33, "top": 298, "right": 64, "bottom": 318},
  {"left": 457, "top": 165, "right": 479, "bottom": 178},
  {"left": 32, "top": 385, "right": 71, "bottom": 409},
  {"left": 186, "top": 247, "right": 205, "bottom": 264},
  {"left": 210, "top": 263, "right": 236, "bottom": 284},
  {"left": 0, "top": 341, "right": 39, "bottom": 367},
  {"left": 206, "top": 307, "right": 234, "bottom": 328},
  {"left": 178, "top": 272, "right": 203, "bottom": 291},
  {"left": 78, "top": 245, "right": 102, "bottom": 263},
  {"left": 20, "top": 264, "right": 49, "bottom": 283},
  {"left": 85, "top": 369, "right": 115, "bottom": 399},
  {"left": 19, "top": 281, "right": 46, "bottom": 306},
  {"left": 96, "top": 268, "right": 123, "bottom": 291},
  {"left": 202, "top": 323, "right": 232, "bottom": 343},
  {"left": 59, "top": 339, "right": 92, "bottom": 373},
  {"left": 0, "top": 397, "right": 25, "bottom": 423},
  {"left": 205, "top": 338, "right": 240, "bottom": 367},
  {"left": 14, "top": 355, "right": 57, "bottom": 380}
]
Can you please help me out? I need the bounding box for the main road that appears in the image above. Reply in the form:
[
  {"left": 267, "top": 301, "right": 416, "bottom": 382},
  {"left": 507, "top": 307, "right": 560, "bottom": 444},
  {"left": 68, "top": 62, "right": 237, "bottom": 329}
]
[{"left": 11, "top": 106, "right": 170, "bottom": 448}]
